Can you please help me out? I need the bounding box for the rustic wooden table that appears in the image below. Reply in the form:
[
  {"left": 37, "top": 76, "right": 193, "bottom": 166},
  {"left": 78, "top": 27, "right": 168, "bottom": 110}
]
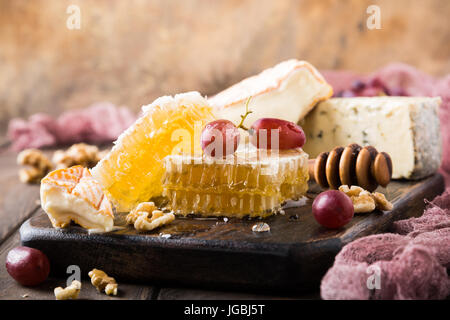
[{"left": 0, "top": 145, "right": 318, "bottom": 300}]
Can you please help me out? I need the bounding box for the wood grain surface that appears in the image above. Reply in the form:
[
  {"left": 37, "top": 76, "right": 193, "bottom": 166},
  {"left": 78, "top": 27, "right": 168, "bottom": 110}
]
[
  {"left": 0, "top": 152, "right": 40, "bottom": 244},
  {"left": 19, "top": 173, "right": 445, "bottom": 294},
  {"left": 1, "top": 0, "right": 449, "bottom": 132}
]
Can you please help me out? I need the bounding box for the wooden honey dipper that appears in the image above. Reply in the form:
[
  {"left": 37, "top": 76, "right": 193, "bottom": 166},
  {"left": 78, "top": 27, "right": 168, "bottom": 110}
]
[{"left": 308, "top": 143, "right": 393, "bottom": 192}]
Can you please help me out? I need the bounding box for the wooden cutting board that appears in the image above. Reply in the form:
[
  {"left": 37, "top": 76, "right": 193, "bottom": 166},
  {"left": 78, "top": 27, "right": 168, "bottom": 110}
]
[{"left": 20, "top": 174, "right": 444, "bottom": 293}]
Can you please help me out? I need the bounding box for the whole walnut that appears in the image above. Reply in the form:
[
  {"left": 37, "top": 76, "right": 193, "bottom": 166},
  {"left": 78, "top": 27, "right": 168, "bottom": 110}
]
[
  {"left": 17, "top": 149, "right": 53, "bottom": 183},
  {"left": 53, "top": 143, "right": 106, "bottom": 169}
]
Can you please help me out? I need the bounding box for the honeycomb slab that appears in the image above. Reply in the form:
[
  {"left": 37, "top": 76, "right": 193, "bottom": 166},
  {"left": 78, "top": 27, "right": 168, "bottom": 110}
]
[
  {"left": 91, "top": 92, "right": 215, "bottom": 212},
  {"left": 162, "top": 148, "right": 309, "bottom": 218}
]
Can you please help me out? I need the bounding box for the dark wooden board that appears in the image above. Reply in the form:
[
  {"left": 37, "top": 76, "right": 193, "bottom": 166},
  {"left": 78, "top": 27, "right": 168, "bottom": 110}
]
[{"left": 20, "top": 174, "right": 444, "bottom": 294}]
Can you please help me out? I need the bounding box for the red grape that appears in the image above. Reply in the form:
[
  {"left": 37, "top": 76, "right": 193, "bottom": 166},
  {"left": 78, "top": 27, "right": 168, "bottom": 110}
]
[
  {"left": 201, "top": 120, "right": 240, "bottom": 158},
  {"left": 6, "top": 246, "right": 50, "bottom": 286},
  {"left": 312, "top": 190, "right": 354, "bottom": 229},
  {"left": 249, "top": 118, "right": 306, "bottom": 150}
]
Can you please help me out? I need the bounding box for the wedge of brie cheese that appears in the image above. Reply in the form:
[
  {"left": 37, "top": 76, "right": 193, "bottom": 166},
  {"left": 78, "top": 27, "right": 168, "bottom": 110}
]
[
  {"left": 301, "top": 97, "right": 442, "bottom": 180},
  {"left": 209, "top": 59, "right": 333, "bottom": 125},
  {"left": 40, "top": 165, "right": 114, "bottom": 232}
]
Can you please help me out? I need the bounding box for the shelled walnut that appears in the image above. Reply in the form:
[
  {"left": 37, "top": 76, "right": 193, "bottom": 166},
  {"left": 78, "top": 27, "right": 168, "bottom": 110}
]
[
  {"left": 17, "top": 149, "right": 53, "bottom": 183},
  {"left": 52, "top": 143, "right": 106, "bottom": 169},
  {"left": 126, "top": 202, "right": 157, "bottom": 225},
  {"left": 54, "top": 280, "right": 81, "bottom": 300},
  {"left": 339, "top": 185, "right": 393, "bottom": 213},
  {"left": 17, "top": 144, "right": 109, "bottom": 184},
  {"left": 372, "top": 191, "right": 394, "bottom": 211},
  {"left": 88, "top": 269, "right": 118, "bottom": 296},
  {"left": 126, "top": 202, "right": 175, "bottom": 231}
]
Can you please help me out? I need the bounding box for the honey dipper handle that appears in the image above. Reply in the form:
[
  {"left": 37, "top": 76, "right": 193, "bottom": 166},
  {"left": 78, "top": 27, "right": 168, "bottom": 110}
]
[{"left": 308, "top": 144, "right": 393, "bottom": 191}]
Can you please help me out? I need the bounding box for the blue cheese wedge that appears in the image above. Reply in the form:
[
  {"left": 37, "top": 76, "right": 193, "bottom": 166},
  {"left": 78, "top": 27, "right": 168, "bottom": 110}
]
[
  {"left": 209, "top": 59, "right": 333, "bottom": 125},
  {"left": 301, "top": 97, "right": 442, "bottom": 180}
]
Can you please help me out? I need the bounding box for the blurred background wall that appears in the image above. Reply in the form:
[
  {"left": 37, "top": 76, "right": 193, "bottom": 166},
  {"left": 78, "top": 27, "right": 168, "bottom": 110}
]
[{"left": 0, "top": 0, "right": 449, "bottom": 133}]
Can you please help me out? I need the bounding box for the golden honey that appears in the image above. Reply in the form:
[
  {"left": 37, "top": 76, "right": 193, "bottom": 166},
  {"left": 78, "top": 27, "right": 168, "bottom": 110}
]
[
  {"left": 162, "top": 148, "right": 309, "bottom": 218},
  {"left": 91, "top": 92, "right": 215, "bottom": 212}
]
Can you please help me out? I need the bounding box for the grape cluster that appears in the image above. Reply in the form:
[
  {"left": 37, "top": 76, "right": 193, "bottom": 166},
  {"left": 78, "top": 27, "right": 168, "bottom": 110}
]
[{"left": 335, "top": 78, "right": 407, "bottom": 98}]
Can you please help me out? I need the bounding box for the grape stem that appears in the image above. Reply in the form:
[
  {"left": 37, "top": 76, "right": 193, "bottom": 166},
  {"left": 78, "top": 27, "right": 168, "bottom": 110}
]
[{"left": 236, "top": 96, "right": 253, "bottom": 131}]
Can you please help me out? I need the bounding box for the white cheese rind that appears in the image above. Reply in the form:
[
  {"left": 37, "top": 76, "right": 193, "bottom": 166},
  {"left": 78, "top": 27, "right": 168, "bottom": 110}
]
[
  {"left": 40, "top": 184, "right": 114, "bottom": 232},
  {"left": 301, "top": 97, "right": 442, "bottom": 180},
  {"left": 209, "top": 59, "right": 333, "bottom": 125}
]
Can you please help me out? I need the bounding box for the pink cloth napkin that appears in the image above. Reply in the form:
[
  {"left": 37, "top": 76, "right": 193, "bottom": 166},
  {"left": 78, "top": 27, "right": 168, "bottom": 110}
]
[
  {"left": 320, "top": 64, "right": 450, "bottom": 300},
  {"left": 7, "top": 102, "right": 136, "bottom": 151},
  {"left": 321, "top": 190, "right": 450, "bottom": 300}
]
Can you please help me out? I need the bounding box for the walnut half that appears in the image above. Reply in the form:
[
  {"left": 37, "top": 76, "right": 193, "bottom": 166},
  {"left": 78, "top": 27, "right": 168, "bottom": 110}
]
[
  {"left": 88, "top": 269, "right": 118, "bottom": 296},
  {"left": 126, "top": 202, "right": 175, "bottom": 231},
  {"left": 126, "top": 202, "right": 157, "bottom": 225},
  {"left": 17, "top": 149, "right": 53, "bottom": 183},
  {"left": 134, "top": 210, "right": 175, "bottom": 231},
  {"left": 53, "top": 143, "right": 106, "bottom": 169},
  {"left": 372, "top": 192, "right": 394, "bottom": 211},
  {"left": 54, "top": 280, "right": 82, "bottom": 300},
  {"left": 339, "top": 185, "right": 393, "bottom": 213}
]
